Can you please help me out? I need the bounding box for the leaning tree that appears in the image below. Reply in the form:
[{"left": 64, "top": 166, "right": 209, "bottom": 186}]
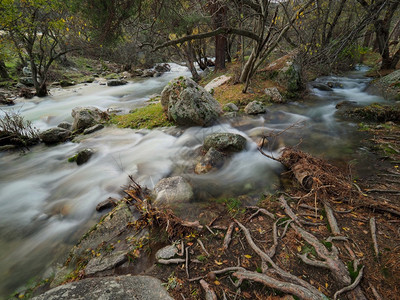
[{"left": 0, "top": 0, "right": 83, "bottom": 96}]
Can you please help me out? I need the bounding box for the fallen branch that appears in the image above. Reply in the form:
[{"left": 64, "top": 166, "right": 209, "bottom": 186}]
[
  {"left": 370, "top": 217, "right": 379, "bottom": 257},
  {"left": 223, "top": 222, "right": 235, "bottom": 250},
  {"left": 200, "top": 279, "right": 217, "bottom": 300},
  {"left": 333, "top": 265, "right": 365, "bottom": 300}
]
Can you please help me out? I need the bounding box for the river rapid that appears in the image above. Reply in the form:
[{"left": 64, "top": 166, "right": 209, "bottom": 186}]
[{"left": 0, "top": 64, "right": 385, "bottom": 298}]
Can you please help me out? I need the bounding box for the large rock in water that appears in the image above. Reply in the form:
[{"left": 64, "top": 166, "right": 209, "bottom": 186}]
[
  {"left": 71, "top": 107, "right": 108, "bottom": 132},
  {"left": 40, "top": 127, "right": 72, "bottom": 144},
  {"left": 203, "top": 133, "right": 247, "bottom": 153},
  {"left": 32, "top": 275, "right": 173, "bottom": 300},
  {"left": 161, "top": 76, "right": 222, "bottom": 126},
  {"left": 152, "top": 176, "right": 193, "bottom": 206}
]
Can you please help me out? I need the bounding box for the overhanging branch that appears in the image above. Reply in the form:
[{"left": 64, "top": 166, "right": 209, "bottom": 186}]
[{"left": 152, "top": 27, "right": 261, "bottom": 51}]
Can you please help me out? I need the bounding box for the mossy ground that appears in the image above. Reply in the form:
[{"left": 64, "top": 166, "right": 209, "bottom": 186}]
[
  {"left": 109, "top": 103, "right": 174, "bottom": 129},
  {"left": 202, "top": 61, "right": 284, "bottom": 109}
]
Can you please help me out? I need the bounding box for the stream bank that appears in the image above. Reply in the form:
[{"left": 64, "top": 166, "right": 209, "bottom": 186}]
[{"left": 2, "top": 62, "right": 399, "bottom": 299}]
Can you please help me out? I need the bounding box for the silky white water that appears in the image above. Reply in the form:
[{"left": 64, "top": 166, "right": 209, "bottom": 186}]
[{"left": 0, "top": 65, "right": 386, "bottom": 297}]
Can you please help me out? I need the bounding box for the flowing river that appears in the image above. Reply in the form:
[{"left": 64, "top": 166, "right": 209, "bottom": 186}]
[{"left": 0, "top": 64, "right": 386, "bottom": 298}]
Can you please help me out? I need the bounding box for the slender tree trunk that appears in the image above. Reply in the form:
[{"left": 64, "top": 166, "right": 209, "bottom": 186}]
[
  {"left": 0, "top": 60, "right": 9, "bottom": 79},
  {"left": 184, "top": 44, "right": 201, "bottom": 82}
]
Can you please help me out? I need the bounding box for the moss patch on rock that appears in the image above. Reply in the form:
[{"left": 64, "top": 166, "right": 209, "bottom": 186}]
[
  {"left": 109, "top": 103, "right": 174, "bottom": 129},
  {"left": 348, "top": 103, "right": 400, "bottom": 123}
]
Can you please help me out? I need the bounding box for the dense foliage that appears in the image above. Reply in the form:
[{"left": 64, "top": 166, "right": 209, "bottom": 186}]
[{"left": 0, "top": 0, "right": 399, "bottom": 95}]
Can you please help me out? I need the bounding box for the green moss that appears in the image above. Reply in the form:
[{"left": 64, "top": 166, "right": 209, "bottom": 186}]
[
  {"left": 68, "top": 155, "right": 78, "bottom": 163},
  {"left": 350, "top": 103, "right": 400, "bottom": 123},
  {"left": 109, "top": 103, "right": 174, "bottom": 129}
]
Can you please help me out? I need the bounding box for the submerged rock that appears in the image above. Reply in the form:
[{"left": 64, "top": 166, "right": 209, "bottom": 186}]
[
  {"left": 161, "top": 76, "right": 222, "bottom": 126},
  {"left": 203, "top": 133, "right": 247, "bottom": 153},
  {"left": 310, "top": 82, "right": 333, "bottom": 91},
  {"left": 244, "top": 101, "right": 267, "bottom": 115},
  {"left": 40, "top": 127, "right": 72, "bottom": 144},
  {"left": 0, "top": 93, "right": 14, "bottom": 105},
  {"left": 75, "top": 148, "right": 95, "bottom": 165},
  {"left": 154, "top": 63, "right": 171, "bottom": 73},
  {"left": 83, "top": 124, "right": 104, "bottom": 135},
  {"left": 57, "top": 121, "right": 72, "bottom": 130},
  {"left": 152, "top": 176, "right": 193, "bottom": 206},
  {"left": 107, "top": 79, "right": 127, "bottom": 86},
  {"left": 195, "top": 147, "right": 225, "bottom": 174},
  {"left": 32, "top": 275, "right": 173, "bottom": 300},
  {"left": 96, "top": 197, "right": 118, "bottom": 212}
]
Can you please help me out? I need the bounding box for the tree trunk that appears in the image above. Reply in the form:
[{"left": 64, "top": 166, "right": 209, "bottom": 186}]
[
  {"left": 0, "top": 60, "right": 9, "bottom": 79},
  {"left": 210, "top": 0, "right": 227, "bottom": 70},
  {"left": 36, "top": 83, "right": 48, "bottom": 97},
  {"left": 184, "top": 44, "right": 201, "bottom": 82},
  {"left": 239, "top": 49, "right": 256, "bottom": 83},
  {"left": 215, "top": 34, "right": 226, "bottom": 70}
]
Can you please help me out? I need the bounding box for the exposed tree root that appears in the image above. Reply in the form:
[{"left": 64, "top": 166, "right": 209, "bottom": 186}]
[
  {"left": 234, "top": 219, "right": 325, "bottom": 297},
  {"left": 233, "top": 270, "right": 323, "bottom": 300},
  {"left": 323, "top": 201, "right": 341, "bottom": 235},
  {"left": 122, "top": 176, "right": 375, "bottom": 299},
  {"left": 370, "top": 217, "right": 380, "bottom": 258},
  {"left": 200, "top": 279, "right": 217, "bottom": 300},
  {"left": 197, "top": 239, "right": 210, "bottom": 257},
  {"left": 245, "top": 206, "right": 275, "bottom": 221},
  {"left": 223, "top": 222, "right": 234, "bottom": 251},
  {"left": 333, "top": 265, "right": 365, "bottom": 300}
]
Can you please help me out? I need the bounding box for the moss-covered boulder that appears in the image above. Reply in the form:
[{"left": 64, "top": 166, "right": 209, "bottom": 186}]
[
  {"left": 347, "top": 103, "right": 400, "bottom": 123},
  {"left": 161, "top": 76, "right": 222, "bottom": 126},
  {"left": 203, "top": 133, "right": 247, "bottom": 153}
]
